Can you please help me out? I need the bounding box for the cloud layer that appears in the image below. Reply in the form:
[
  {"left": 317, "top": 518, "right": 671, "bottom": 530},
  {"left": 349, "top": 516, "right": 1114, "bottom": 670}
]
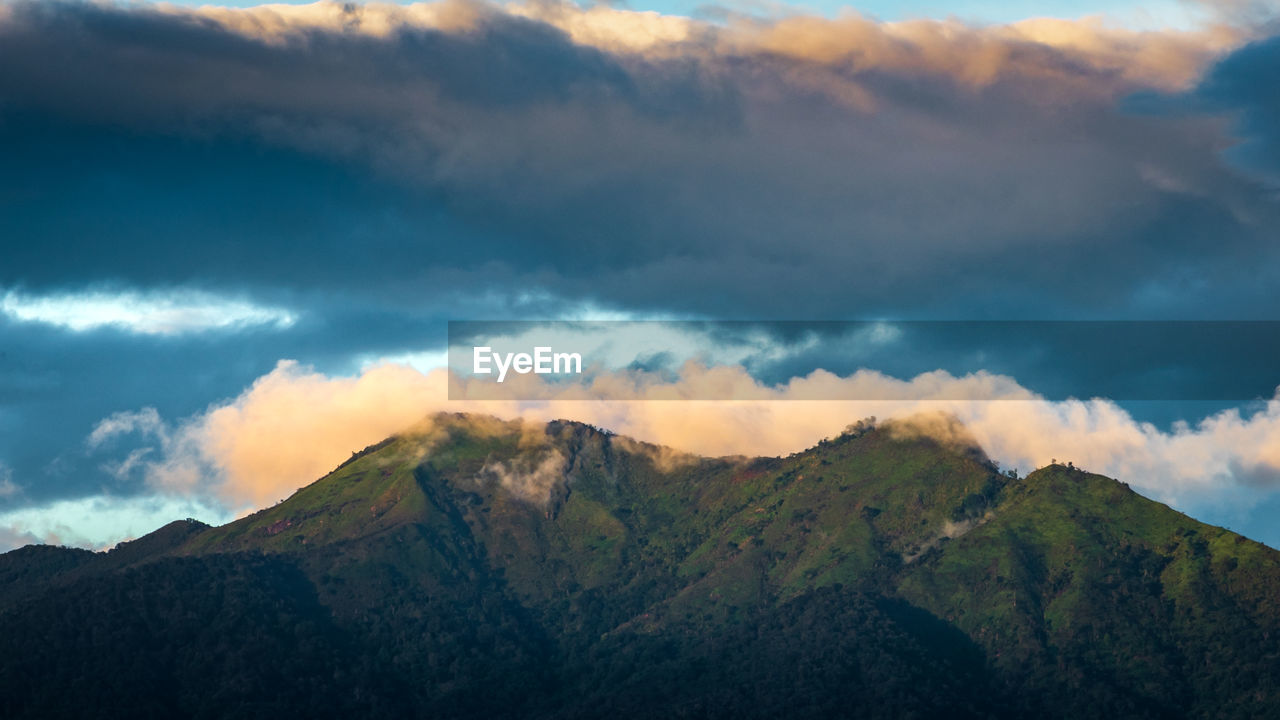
[
  {"left": 87, "top": 361, "right": 1280, "bottom": 524},
  {"left": 1, "top": 0, "right": 1276, "bottom": 320}
]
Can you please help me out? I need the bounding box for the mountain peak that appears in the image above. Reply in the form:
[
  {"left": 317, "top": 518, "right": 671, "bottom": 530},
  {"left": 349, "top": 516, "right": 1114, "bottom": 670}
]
[{"left": 5, "top": 412, "right": 1280, "bottom": 717}]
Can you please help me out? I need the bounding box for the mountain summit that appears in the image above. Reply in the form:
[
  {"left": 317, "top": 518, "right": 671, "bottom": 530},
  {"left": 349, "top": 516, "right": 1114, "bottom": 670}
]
[{"left": 2, "top": 412, "right": 1277, "bottom": 719}]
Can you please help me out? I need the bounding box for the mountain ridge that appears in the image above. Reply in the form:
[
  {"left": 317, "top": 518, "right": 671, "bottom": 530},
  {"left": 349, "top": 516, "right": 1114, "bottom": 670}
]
[{"left": 2, "top": 411, "right": 1278, "bottom": 719}]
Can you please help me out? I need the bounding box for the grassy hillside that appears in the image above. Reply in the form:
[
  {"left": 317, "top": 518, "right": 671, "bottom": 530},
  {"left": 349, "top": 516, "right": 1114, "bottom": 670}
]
[{"left": 2, "top": 412, "right": 1277, "bottom": 719}]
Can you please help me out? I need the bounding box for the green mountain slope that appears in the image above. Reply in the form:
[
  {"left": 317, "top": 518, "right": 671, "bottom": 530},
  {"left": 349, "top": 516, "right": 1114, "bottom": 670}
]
[{"left": 1, "top": 412, "right": 1277, "bottom": 719}]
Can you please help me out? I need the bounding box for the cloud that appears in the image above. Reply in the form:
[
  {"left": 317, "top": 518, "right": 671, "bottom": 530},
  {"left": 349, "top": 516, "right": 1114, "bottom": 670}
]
[
  {"left": 1, "top": 288, "right": 297, "bottom": 335},
  {"left": 479, "top": 446, "right": 569, "bottom": 506},
  {"left": 719, "top": 12, "right": 1238, "bottom": 90},
  {"left": 0, "top": 493, "right": 234, "bottom": 552},
  {"left": 1177, "top": 31, "right": 1280, "bottom": 180},
  {"left": 0, "top": 464, "right": 19, "bottom": 499},
  {"left": 1, "top": 0, "right": 1276, "bottom": 322},
  {"left": 88, "top": 408, "right": 168, "bottom": 448},
  {"left": 89, "top": 360, "right": 1280, "bottom": 520},
  {"left": 130, "top": 361, "right": 442, "bottom": 509},
  {"left": 0, "top": 526, "right": 42, "bottom": 554},
  {"left": 138, "top": 1, "right": 1242, "bottom": 91}
]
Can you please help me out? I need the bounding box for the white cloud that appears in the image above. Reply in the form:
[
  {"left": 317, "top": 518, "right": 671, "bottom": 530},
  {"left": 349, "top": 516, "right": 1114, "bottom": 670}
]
[
  {"left": 358, "top": 349, "right": 450, "bottom": 375},
  {"left": 0, "top": 494, "right": 235, "bottom": 552},
  {"left": 1, "top": 288, "right": 297, "bottom": 335},
  {"left": 88, "top": 408, "right": 168, "bottom": 448}
]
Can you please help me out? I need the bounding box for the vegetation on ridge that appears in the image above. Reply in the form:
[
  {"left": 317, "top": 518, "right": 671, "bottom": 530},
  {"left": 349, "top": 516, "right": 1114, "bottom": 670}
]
[{"left": 1, "top": 412, "right": 1277, "bottom": 719}]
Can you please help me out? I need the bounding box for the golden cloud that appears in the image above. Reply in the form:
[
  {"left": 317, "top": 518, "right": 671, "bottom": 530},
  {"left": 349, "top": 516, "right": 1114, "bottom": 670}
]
[{"left": 118, "top": 359, "right": 1280, "bottom": 514}]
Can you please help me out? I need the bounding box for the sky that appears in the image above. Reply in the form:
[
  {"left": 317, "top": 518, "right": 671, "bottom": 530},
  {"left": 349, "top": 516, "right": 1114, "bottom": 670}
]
[{"left": 2, "top": 0, "right": 1280, "bottom": 550}]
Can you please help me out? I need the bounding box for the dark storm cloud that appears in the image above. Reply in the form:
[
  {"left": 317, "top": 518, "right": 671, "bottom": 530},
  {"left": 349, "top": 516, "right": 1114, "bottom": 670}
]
[
  {"left": 1, "top": 0, "right": 1276, "bottom": 319},
  {"left": 1183, "top": 30, "right": 1280, "bottom": 180}
]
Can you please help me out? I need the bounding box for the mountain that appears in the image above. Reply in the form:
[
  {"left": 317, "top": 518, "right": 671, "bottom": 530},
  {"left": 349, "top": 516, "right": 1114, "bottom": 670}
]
[{"left": 1, "top": 412, "right": 1277, "bottom": 719}]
